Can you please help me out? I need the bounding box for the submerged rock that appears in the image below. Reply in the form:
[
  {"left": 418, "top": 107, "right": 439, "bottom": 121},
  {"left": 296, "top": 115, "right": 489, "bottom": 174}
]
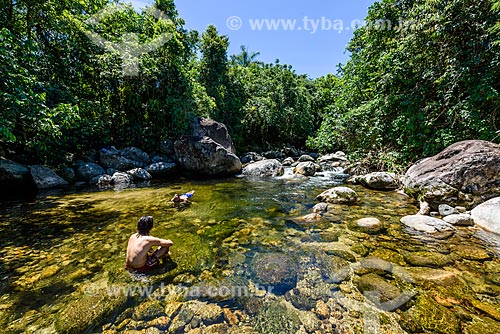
[
  {"left": 400, "top": 215, "right": 456, "bottom": 235},
  {"left": 402, "top": 140, "right": 500, "bottom": 210},
  {"left": 471, "top": 197, "right": 500, "bottom": 235},
  {"left": 402, "top": 251, "right": 453, "bottom": 268},
  {"left": 349, "top": 217, "right": 384, "bottom": 234},
  {"left": 443, "top": 213, "right": 474, "bottom": 226},
  {"left": 251, "top": 253, "right": 298, "bottom": 294},
  {"left": 316, "top": 186, "right": 359, "bottom": 204}
]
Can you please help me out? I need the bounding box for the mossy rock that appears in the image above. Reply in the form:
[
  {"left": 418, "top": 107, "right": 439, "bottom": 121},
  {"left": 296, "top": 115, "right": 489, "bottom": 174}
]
[
  {"left": 253, "top": 300, "right": 301, "bottom": 334},
  {"left": 400, "top": 294, "right": 460, "bottom": 334},
  {"left": 55, "top": 283, "right": 129, "bottom": 333},
  {"left": 351, "top": 244, "right": 370, "bottom": 257},
  {"left": 462, "top": 315, "right": 500, "bottom": 334},
  {"left": 370, "top": 248, "right": 405, "bottom": 266},
  {"left": 132, "top": 299, "right": 165, "bottom": 321},
  {"left": 403, "top": 251, "right": 453, "bottom": 268}
]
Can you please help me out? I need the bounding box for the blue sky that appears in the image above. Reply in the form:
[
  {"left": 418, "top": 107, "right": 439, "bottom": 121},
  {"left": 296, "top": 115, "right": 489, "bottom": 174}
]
[{"left": 133, "top": 0, "right": 377, "bottom": 78}]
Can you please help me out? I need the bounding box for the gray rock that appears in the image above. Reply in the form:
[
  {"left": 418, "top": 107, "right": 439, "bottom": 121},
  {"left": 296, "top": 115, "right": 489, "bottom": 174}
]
[
  {"left": 111, "top": 172, "right": 132, "bottom": 187},
  {"left": 349, "top": 217, "right": 384, "bottom": 234},
  {"left": 145, "top": 162, "right": 177, "bottom": 177},
  {"left": 418, "top": 201, "right": 431, "bottom": 215},
  {"left": 318, "top": 151, "right": 348, "bottom": 162},
  {"left": 293, "top": 161, "right": 316, "bottom": 176},
  {"left": 262, "top": 150, "right": 286, "bottom": 160},
  {"left": 312, "top": 202, "right": 329, "bottom": 213},
  {"left": 120, "top": 147, "right": 150, "bottom": 166},
  {"left": 0, "top": 158, "right": 37, "bottom": 200},
  {"left": 99, "top": 150, "right": 143, "bottom": 171},
  {"left": 174, "top": 136, "right": 242, "bottom": 176},
  {"left": 438, "top": 204, "right": 458, "bottom": 216},
  {"left": 76, "top": 163, "right": 105, "bottom": 181},
  {"left": 443, "top": 213, "right": 474, "bottom": 226},
  {"left": 297, "top": 154, "right": 315, "bottom": 162},
  {"left": 471, "top": 197, "right": 500, "bottom": 235},
  {"left": 127, "top": 168, "right": 152, "bottom": 180},
  {"left": 281, "top": 157, "right": 295, "bottom": 166},
  {"left": 193, "top": 117, "right": 236, "bottom": 153},
  {"left": 29, "top": 165, "right": 68, "bottom": 189},
  {"left": 242, "top": 159, "right": 284, "bottom": 177},
  {"left": 358, "top": 172, "right": 399, "bottom": 190},
  {"left": 400, "top": 215, "right": 456, "bottom": 234},
  {"left": 403, "top": 140, "right": 500, "bottom": 210},
  {"left": 240, "top": 152, "right": 263, "bottom": 164},
  {"left": 316, "top": 186, "right": 359, "bottom": 204},
  {"left": 59, "top": 167, "right": 76, "bottom": 183},
  {"left": 97, "top": 174, "right": 112, "bottom": 187}
]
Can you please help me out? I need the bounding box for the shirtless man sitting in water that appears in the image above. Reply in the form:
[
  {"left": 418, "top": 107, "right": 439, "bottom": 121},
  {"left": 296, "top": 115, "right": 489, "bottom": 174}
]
[
  {"left": 125, "top": 216, "right": 173, "bottom": 272},
  {"left": 171, "top": 190, "right": 195, "bottom": 203}
]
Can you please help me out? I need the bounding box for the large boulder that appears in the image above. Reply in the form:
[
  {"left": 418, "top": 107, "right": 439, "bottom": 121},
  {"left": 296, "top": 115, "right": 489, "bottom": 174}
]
[
  {"left": 403, "top": 140, "right": 500, "bottom": 209},
  {"left": 358, "top": 172, "right": 399, "bottom": 190},
  {"left": 192, "top": 117, "right": 236, "bottom": 153},
  {"left": 29, "top": 165, "right": 69, "bottom": 189},
  {"left": 99, "top": 148, "right": 144, "bottom": 171},
  {"left": 242, "top": 159, "right": 284, "bottom": 177},
  {"left": 0, "top": 158, "right": 37, "bottom": 200},
  {"left": 76, "top": 163, "right": 105, "bottom": 182},
  {"left": 174, "top": 136, "right": 242, "bottom": 176},
  {"left": 471, "top": 197, "right": 500, "bottom": 235},
  {"left": 400, "top": 215, "right": 456, "bottom": 236},
  {"left": 145, "top": 162, "right": 177, "bottom": 177},
  {"left": 293, "top": 161, "right": 316, "bottom": 176},
  {"left": 120, "top": 147, "right": 150, "bottom": 166}
]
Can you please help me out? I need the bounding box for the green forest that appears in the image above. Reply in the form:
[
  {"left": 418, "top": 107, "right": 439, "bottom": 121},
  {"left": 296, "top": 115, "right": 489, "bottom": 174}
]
[{"left": 1, "top": 0, "right": 500, "bottom": 171}]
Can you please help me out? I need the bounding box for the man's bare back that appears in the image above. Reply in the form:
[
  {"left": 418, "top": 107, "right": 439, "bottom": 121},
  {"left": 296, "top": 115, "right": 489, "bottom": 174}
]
[{"left": 125, "top": 216, "right": 173, "bottom": 272}]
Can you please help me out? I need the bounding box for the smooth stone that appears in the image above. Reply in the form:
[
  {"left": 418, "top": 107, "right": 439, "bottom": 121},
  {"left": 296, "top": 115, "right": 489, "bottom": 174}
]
[
  {"left": 406, "top": 267, "right": 458, "bottom": 286},
  {"left": 312, "top": 202, "right": 329, "bottom": 213},
  {"left": 471, "top": 197, "right": 500, "bottom": 235},
  {"left": 451, "top": 245, "right": 491, "bottom": 261},
  {"left": 316, "top": 186, "right": 359, "bottom": 204},
  {"left": 438, "top": 204, "right": 458, "bottom": 216},
  {"left": 443, "top": 213, "right": 474, "bottom": 226},
  {"left": 349, "top": 217, "right": 384, "bottom": 234},
  {"left": 400, "top": 215, "right": 456, "bottom": 234},
  {"left": 402, "top": 251, "right": 453, "bottom": 268}
]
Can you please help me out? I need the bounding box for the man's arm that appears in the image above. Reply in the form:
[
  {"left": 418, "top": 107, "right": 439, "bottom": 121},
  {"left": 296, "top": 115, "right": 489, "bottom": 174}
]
[{"left": 147, "top": 236, "right": 173, "bottom": 247}]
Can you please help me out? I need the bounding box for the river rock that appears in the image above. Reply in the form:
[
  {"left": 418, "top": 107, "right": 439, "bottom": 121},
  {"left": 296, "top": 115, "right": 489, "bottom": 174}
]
[
  {"left": 240, "top": 152, "right": 263, "bottom": 164},
  {"left": 400, "top": 215, "right": 456, "bottom": 234},
  {"left": 316, "top": 186, "right": 359, "bottom": 204},
  {"left": 406, "top": 267, "right": 458, "bottom": 286},
  {"left": 356, "top": 273, "right": 405, "bottom": 304},
  {"left": 293, "top": 161, "right": 316, "bottom": 176},
  {"left": 120, "top": 147, "right": 150, "bottom": 166},
  {"left": 145, "top": 162, "right": 177, "bottom": 177},
  {"left": 111, "top": 172, "right": 132, "bottom": 187},
  {"left": 349, "top": 217, "right": 384, "bottom": 234},
  {"left": 0, "top": 159, "right": 37, "bottom": 200},
  {"left": 242, "top": 159, "right": 284, "bottom": 177},
  {"left": 451, "top": 245, "right": 491, "bottom": 261},
  {"left": 443, "top": 213, "right": 474, "bottom": 226},
  {"left": 262, "top": 150, "right": 286, "bottom": 160},
  {"left": 297, "top": 154, "right": 315, "bottom": 162},
  {"left": 76, "top": 163, "right": 105, "bottom": 181},
  {"left": 312, "top": 202, "right": 329, "bottom": 213},
  {"left": 97, "top": 174, "right": 112, "bottom": 187},
  {"left": 402, "top": 251, "right": 453, "bottom": 268},
  {"left": 438, "top": 204, "right": 457, "bottom": 216},
  {"left": 99, "top": 148, "right": 144, "bottom": 171},
  {"left": 402, "top": 140, "right": 500, "bottom": 210},
  {"left": 471, "top": 197, "right": 500, "bottom": 235},
  {"left": 29, "top": 165, "right": 68, "bottom": 189},
  {"left": 400, "top": 294, "right": 460, "bottom": 334},
  {"left": 174, "top": 136, "right": 242, "bottom": 176},
  {"left": 126, "top": 168, "right": 152, "bottom": 180},
  {"left": 356, "top": 256, "right": 393, "bottom": 276},
  {"left": 358, "top": 172, "right": 399, "bottom": 190},
  {"left": 281, "top": 157, "right": 295, "bottom": 166},
  {"left": 251, "top": 253, "right": 298, "bottom": 294},
  {"left": 318, "top": 152, "right": 348, "bottom": 163},
  {"left": 192, "top": 117, "right": 236, "bottom": 153}
]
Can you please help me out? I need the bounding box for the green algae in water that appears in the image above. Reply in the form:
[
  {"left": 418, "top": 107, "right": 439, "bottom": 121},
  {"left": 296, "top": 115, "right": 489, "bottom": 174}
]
[{"left": 0, "top": 176, "right": 499, "bottom": 333}]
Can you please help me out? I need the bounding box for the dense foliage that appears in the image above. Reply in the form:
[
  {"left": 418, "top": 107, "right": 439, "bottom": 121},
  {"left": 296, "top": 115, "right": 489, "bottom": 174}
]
[
  {"left": 1, "top": 0, "right": 499, "bottom": 169},
  {"left": 309, "top": 0, "right": 500, "bottom": 167}
]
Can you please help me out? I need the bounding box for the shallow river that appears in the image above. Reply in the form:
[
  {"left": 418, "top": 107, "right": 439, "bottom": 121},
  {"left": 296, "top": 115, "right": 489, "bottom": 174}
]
[{"left": 0, "top": 170, "right": 499, "bottom": 333}]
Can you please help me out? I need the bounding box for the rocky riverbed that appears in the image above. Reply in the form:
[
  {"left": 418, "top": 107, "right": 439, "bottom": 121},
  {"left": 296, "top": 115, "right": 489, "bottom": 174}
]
[{"left": 0, "top": 168, "right": 499, "bottom": 334}]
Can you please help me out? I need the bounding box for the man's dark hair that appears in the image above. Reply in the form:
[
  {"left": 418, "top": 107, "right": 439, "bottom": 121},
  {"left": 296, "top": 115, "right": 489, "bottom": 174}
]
[{"left": 137, "top": 216, "right": 154, "bottom": 235}]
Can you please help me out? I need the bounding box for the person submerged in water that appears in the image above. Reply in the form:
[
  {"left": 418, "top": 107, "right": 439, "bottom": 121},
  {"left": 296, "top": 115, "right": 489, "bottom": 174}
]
[
  {"left": 171, "top": 190, "right": 195, "bottom": 203},
  {"left": 125, "top": 216, "right": 173, "bottom": 272}
]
